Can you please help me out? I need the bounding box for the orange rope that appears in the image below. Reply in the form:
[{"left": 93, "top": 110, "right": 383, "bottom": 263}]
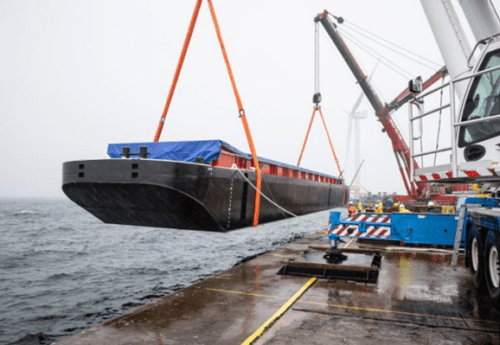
[
  {"left": 318, "top": 107, "right": 343, "bottom": 180},
  {"left": 207, "top": 0, "right": 262, "bottom": 226},
  {"left": 153, "top": 0, "right": 203, "bottom": 142},
  {"left": 297, "top": 106, "right": 317, "bottom": 167},
  {"left": 297, "top": 105, "right": 347, "bottom": 205},
  {"left": 317, "top": 106, "right": 347, "bottom": 205}
]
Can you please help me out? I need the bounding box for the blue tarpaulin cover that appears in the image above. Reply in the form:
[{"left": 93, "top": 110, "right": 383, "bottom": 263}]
[{"left": 107, "top": 140, "right": 341, "bottom": 180}]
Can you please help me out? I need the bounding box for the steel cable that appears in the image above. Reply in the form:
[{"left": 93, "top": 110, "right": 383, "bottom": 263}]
[
  {"left": 434, "top": 78, "right": 446, "bottom": 166},
  {"left": 338, "top": 29, "right": 413, "bottom": 80},
  {"left": 341, "top": 21, "right": 441, "bottom": 71},
  {"left": 331, "top": 14, "right": 441, "bottom": 69},
  {"left": 235, "top": 168, "right": 330, "bottom": 228}
]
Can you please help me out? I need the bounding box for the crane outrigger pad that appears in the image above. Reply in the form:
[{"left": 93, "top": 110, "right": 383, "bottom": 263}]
[{"left": 277, "top": 252, "right": 382, "bottom": 283}]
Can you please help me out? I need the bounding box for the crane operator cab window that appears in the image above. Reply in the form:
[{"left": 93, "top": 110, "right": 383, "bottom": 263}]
[{"left": 459, "top": 50, "right": 500, "bottom": 147}]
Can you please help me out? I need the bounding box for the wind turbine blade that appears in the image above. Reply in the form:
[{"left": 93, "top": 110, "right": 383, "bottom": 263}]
[
  {"left": 346, "top": 61, "right": 380, "bottom": 179},
  {"left": 350, "top": 90, "right": 365, "bottom": 114}
]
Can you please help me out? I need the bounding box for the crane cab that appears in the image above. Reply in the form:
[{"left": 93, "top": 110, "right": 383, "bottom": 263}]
[
  {"left": 409, "top": 36, "right": 500, "bottom": 193},
  {"left": 457, "top": 40, "right": 500, "bottom": 182}
]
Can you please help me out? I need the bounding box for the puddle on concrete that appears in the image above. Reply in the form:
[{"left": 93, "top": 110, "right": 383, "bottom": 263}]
[{"left": 303, "top": 251, "right": 376, "bottom": 267}]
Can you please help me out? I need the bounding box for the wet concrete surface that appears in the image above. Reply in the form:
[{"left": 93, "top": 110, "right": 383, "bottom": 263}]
[
  {"left": 56, "top": 235, "right": 500, "bottom": 345},
  {"left": 303, "top": 250, "right": 376, "bottom": 267}
]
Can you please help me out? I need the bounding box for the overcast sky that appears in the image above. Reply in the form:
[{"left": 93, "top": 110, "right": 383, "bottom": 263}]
[{"left": 1, "top": 0, "right": 496, "bottom": 198}]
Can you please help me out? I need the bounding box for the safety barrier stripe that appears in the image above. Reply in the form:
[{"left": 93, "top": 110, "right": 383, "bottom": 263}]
[
  {"left": 415, "top": 167, "right": 497, "bottom": 181},
  {"left": 337, "top": 226, "right": 348, "bottom": 236},
  {"left": 332, "top": 225, "right": 391, "bottom": 239},
  {"left": 333, "top": 213, "right": 392, "bottom": 239},
  {"left": 367, "top": 227, "right": 379, "bottom": 236},
  {"left": 360, "top": 215, "right": 370, "bottom": 222}
]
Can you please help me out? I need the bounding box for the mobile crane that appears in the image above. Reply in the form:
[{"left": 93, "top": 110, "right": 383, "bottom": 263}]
[
  {"left": 315, "top": 11, "right": 441, "bottom": 201},
  {"left": 322, "top": 0, "right": 500, "bottom": 306}
]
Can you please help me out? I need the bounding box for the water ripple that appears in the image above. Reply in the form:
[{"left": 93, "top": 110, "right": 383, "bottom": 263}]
[{"left": 0, "top": 197, "right": 341, "bottom": 345}]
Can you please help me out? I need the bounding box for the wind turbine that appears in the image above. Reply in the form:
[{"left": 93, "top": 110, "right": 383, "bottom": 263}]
[
  {"left": 344, "top": 92, "right": 368, "bottom": 199},
  {"left": 344, "top": 62, "right": 379, "bottom": 199}
]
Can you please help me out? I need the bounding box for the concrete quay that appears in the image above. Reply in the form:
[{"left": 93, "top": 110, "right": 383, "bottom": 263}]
[{"left": 56, "top": 233, "right": 500, "bottom": 345}]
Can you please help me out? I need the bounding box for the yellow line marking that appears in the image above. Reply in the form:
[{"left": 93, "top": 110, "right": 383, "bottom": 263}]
[
  {"left": 240, "top": 278, "right": 317, "bottom": 345},
  {"left": 344, "top": 237, "right": 356, "bottom": 249},
  {"left": 208, "top": 287, "right": 500, "bottom": 327}
]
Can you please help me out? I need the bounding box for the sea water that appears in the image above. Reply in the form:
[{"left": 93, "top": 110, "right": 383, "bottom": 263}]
[{"left": 0, "top": 198, "right": 343, "bottom": 344}]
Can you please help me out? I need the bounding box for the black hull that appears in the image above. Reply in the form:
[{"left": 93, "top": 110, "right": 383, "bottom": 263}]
[{"left": 62, "top": 159, "right": 348, "bottom": 232}]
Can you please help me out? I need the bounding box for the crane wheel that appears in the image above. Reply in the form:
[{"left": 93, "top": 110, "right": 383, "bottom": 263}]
[
  {"left": 484, "top": 230, "right": 500, "bottom": 307},
  {"left": 469, "top": 226, "right": 486, "bottom": 292}
]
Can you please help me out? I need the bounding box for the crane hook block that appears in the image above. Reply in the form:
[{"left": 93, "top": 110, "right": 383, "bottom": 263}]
[{"left": 313, "top": 92, "right": 322, "bottom": 104}]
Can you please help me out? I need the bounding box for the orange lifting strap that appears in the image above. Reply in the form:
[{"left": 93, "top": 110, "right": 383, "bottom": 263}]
[
  {"left": 154, "top": 0, "right": 202, "bottom": 142},
  {"left": 297, "top": 105, "right": 347, "bottom": 205},
  {"left": 153, "top": 0, "right": 262, "bottom": 227}
]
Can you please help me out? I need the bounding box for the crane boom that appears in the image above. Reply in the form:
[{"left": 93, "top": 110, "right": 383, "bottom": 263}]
[
  {"left": 315, "top": 11, "right": 422, "bottom": 198},
  {"left": 387, "top": 66, "right": 447, "bottom": 112}
]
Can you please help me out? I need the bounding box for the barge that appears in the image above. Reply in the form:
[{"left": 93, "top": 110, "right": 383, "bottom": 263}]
[{"left": 62, "top": 140, "right": 347, "bottom": 231}]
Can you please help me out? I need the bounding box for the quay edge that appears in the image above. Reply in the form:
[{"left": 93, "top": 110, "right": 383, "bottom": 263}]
[{"left": 55, "top": 231, "right": 500, "bottom": 345}]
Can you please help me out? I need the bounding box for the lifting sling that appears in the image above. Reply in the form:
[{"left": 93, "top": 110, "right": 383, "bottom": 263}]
[{"left": 153, "top": 0, "right": 262, "bottom": 226}]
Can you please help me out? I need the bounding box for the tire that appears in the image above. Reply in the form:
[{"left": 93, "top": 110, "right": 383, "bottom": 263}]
[
  {"left": 484, "top": 230, "right": 500, "bottom": 306},
  {"left": 469, "top": 226, "right": 486, "bottom": 291}
]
